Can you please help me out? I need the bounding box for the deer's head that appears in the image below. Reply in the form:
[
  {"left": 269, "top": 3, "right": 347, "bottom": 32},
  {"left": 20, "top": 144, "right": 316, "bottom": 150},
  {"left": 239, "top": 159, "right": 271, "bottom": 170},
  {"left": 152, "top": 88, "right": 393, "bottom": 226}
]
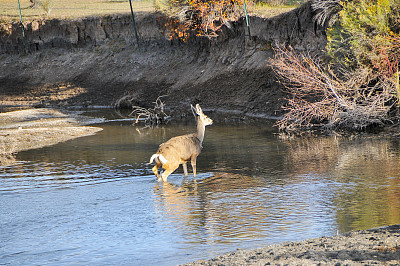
[{"left": 192, "top": 104, "right": 213, "bottom": 126}]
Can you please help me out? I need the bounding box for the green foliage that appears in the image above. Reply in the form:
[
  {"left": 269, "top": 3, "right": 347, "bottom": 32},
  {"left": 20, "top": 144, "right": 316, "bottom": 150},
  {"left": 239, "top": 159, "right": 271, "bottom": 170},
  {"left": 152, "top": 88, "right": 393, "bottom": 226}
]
[
  {"left": 271, "top": 0, "right": 400, "bottom": 131},
  {"left": 326, "top": 0, "right": 400, "bottom": 107},
  {"left": 326, "top": 0, "right": 396, "bottom": 69}
]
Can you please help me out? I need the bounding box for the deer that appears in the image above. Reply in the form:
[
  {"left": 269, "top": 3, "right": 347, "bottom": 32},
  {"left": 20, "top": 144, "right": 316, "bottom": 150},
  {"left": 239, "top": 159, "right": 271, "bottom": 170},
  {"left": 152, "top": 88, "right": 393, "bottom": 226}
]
[{"left": 148, "top": 104, "right": 213, "bottom": 182}]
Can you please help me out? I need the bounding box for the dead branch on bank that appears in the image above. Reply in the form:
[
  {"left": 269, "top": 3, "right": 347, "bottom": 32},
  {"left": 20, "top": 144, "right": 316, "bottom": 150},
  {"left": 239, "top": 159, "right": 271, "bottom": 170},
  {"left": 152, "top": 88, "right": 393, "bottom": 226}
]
[
  {"left": 130, "top": 96, "right": 170, "bottom": 126},
  {"left": 269, "top": 46, "right": 394, "bottom": 132},
  {"left": 116, "top": 95, "right": 170, "bottom": 126}
]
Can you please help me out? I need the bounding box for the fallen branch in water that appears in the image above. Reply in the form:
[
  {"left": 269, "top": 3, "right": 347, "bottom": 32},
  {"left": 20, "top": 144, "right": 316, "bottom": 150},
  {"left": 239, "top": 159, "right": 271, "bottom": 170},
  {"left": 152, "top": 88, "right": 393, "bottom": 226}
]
[{"left": 129, "top": 96, "right": 170, "bottom": 126}]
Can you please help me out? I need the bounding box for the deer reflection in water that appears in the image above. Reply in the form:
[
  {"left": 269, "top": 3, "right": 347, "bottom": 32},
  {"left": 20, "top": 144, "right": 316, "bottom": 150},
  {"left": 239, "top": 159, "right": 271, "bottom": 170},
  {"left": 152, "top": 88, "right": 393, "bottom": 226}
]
[{"left": 152, "top": 172, "right": 280, "bottom": 244}]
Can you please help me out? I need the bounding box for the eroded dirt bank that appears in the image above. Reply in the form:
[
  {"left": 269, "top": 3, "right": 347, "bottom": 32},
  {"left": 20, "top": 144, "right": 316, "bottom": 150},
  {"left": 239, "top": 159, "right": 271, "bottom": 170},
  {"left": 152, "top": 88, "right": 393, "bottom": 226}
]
[
  {"left": 0, "top": 2, "right": 326, "bottom": 117},
  {"left": 184, "top": 224, "right": 400, "bottom": 265}
]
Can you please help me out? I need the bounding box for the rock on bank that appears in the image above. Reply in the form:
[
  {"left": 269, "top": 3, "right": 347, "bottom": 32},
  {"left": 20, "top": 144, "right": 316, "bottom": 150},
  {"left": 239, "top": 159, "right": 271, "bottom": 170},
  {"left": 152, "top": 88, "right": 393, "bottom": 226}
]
[{"left": 0, "top": 2, "right": 326, "bottom": 117}]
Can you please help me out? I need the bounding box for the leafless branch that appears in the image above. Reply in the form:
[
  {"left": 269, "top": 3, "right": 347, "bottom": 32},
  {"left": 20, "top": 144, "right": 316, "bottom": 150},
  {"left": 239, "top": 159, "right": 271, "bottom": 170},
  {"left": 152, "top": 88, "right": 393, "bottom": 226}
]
[
  {"left": 130, "top": 95, "right": 170, "bottom": 126},
  {"left": 269, "top": 46, "right": 394, "bottom": 131}
]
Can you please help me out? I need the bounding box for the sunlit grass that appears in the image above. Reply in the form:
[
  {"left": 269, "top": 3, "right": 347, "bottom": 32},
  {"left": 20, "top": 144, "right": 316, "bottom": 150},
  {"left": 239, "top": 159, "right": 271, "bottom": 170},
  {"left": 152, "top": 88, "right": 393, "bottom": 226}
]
[
  {"left": 248, "top": 3, "right": 297, "bottom": 18},
  {"left": 0, "top": 0, "right": 154, "bottom": 21},
  {"left": 0, "top": 0, "right": 297, "bottom": 22}
]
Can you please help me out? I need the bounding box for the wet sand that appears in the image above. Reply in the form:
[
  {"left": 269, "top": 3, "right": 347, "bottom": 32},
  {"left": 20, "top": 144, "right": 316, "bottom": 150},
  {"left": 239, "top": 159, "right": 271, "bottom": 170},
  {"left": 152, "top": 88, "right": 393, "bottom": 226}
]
[
  {"left": 0, "top": 108, "right": 103, "bottom": 165},
  {"left": 184, "top": 225, "right": 400, "bottom": 265}
]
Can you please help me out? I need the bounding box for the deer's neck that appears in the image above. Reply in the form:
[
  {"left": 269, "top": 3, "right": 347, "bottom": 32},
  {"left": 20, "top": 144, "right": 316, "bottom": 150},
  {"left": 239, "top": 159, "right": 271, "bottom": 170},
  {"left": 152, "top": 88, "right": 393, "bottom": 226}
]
[{"left": 196, "top": 117, "right": 206, "bottom": 143}]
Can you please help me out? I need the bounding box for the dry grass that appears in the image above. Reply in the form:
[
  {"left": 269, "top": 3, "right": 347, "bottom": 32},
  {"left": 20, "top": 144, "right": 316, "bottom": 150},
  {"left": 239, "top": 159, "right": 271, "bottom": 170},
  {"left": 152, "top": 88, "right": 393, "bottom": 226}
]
[
  {"left": 248, "top": 3, "right": 297, "bottom": 18},
  {"left": 0, "top": 0, "right": 154, "bottom": 21},
  {"left": 0, "top": 0, "right": 297, "bottom": 22}
]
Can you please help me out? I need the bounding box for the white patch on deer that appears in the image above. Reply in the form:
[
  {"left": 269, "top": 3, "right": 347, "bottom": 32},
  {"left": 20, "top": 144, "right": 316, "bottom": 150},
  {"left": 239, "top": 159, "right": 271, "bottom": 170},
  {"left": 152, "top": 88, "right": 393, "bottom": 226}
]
[
  {"left": 149, "top": 154, "right": 158, "bottom": 164},
  {"left": 159, "top": 154, "right": 168, "bottom": 164}
]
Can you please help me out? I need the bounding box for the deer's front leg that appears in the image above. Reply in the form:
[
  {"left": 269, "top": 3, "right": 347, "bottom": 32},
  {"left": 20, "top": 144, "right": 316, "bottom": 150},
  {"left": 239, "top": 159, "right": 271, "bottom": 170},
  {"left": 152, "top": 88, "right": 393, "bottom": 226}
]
[
  {"left": 182, "top": 162, "right": 188, "bottom": 177},
  {"left": 191, "top": 156, "right": 197, "bottom": 177}
]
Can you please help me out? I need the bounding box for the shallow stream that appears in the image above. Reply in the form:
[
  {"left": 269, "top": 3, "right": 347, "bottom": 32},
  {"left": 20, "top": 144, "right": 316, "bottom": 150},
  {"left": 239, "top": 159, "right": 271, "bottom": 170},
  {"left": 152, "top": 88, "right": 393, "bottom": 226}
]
[{"left": 1, "top": 109, "right": 400, "bottom": 265}]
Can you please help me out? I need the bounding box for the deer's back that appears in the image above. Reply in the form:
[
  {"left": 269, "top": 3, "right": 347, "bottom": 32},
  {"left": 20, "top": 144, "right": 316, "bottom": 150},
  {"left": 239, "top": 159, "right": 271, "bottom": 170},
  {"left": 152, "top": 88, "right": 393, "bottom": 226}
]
[{"left": 158, "top": 134, "right": 201, "bottom": 162}]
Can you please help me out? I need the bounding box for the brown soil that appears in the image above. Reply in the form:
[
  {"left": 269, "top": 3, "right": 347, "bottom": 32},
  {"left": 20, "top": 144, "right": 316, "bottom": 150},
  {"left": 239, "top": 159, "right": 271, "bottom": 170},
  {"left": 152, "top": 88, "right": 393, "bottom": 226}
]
[
  {"left": 0, "top": 43, "right": 286, "bottom": 117},
  {"left": 184, "top": 224, "right": 400, "bottom": 265}
]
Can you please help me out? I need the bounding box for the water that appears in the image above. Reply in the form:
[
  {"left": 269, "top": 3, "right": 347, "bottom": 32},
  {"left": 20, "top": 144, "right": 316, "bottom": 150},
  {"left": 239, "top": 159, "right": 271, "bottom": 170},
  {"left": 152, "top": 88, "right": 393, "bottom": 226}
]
[{"left": 1, "top": 110, "right": 400, "bottom": 265}]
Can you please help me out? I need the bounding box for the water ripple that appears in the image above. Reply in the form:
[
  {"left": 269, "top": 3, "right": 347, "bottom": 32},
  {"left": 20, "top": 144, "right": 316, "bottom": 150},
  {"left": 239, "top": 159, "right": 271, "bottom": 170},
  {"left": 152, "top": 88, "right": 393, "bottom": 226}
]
[
  {"left": 1, "top": 117, "right": 400, "bottom": 265},
  {"left": 0, "top": 160, "right": 149, "bottom": 194}
]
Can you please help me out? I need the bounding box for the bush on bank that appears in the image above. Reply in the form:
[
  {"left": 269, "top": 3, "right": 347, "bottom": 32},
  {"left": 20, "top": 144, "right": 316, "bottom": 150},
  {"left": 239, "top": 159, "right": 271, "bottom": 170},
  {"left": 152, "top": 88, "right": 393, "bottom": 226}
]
[{"left": 270, "top": 0, "right": 400, "bottom": 132}]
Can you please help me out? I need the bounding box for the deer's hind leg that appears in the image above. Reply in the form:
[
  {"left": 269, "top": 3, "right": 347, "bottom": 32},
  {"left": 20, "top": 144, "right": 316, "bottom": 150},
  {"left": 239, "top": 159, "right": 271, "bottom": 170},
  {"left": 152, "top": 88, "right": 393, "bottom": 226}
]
[
  {"left": 161, "top": 162, "right": 180, "bottom": 182},
  {"left": 152, "top": 162, "right": 162, "bottom": 181}
]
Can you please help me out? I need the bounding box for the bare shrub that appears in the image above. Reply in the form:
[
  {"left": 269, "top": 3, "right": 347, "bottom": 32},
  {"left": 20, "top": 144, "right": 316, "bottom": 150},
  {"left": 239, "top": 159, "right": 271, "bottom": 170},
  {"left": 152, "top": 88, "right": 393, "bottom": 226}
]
[
  {"left": 311, "top": 0, "right": 344, "bottom": 27},
  {"left": 116, "top": 95, "right": 170, "bottom": 126},
  {"left": 269, "top": 46, "right": 394, "bottom": 131},
  {"left": 156, "top": 0, "right": 244, "bottom": 39},
  {"left": 37, "top": 0, "right": 52, "bottom": 16}
]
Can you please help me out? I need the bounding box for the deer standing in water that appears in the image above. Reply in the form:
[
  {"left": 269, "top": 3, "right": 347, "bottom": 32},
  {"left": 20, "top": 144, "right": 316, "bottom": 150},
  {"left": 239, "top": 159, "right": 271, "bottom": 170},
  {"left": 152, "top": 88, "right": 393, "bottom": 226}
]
[{"left": 148, "top": 104, "right": 213, "bottom": 182}]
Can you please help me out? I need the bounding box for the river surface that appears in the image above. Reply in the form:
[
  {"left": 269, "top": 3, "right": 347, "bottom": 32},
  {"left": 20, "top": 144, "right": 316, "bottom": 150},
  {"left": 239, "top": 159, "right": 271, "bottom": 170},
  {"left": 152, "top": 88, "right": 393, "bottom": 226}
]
[{"left": 1, "top": 110, "right": 400, "bottom": 265}]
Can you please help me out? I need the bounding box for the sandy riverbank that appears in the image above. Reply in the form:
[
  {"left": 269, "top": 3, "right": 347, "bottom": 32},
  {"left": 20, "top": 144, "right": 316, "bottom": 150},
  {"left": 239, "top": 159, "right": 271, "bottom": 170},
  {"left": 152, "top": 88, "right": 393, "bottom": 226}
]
[
  {"left": 184, "top": 224, "right": 400, "bottom": 265},
  {"left": 0, "top": 108, "right": 103, "bottom": 165}
]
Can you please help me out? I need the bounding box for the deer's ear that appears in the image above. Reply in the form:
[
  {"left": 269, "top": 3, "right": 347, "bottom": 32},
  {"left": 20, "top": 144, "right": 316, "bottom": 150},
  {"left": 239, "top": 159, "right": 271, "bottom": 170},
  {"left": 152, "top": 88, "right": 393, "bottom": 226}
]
[
  {"left": 195, "top": 104, "right": 202, "bottom": 115},
  {"left": 191, "top": 104, "right": 198, "bottom": 117}
]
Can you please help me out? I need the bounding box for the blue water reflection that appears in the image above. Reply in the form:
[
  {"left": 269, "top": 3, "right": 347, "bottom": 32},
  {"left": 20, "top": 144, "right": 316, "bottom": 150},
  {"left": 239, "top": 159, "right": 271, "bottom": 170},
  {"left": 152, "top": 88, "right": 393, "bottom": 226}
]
[{"left": 1, "top": 115, "right": 400, "bottom": 265}]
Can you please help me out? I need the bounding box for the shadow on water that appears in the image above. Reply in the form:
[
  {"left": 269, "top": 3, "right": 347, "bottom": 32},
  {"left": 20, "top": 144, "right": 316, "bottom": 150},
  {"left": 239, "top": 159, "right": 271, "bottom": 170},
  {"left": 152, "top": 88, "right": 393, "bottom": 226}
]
[{"left": 1, "top": 109, "right": 400, "bottom": 265}]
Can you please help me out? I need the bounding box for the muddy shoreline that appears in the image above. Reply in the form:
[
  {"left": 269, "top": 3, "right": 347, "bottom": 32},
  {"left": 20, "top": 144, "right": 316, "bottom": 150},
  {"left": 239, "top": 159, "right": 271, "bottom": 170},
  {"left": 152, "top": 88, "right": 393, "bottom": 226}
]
[
  {"left": 0, "top": 108, "right": 103, "bottom": 165},
  {"left": 184, "top": 224, "right": 400, "bottom": 265}
]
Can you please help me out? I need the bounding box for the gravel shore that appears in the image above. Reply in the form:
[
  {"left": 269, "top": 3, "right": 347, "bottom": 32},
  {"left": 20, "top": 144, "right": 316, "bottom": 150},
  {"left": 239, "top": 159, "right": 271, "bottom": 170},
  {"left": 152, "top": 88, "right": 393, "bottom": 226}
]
[{"left": 184, "top": 225, "right": 400, "bottom": 265}]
